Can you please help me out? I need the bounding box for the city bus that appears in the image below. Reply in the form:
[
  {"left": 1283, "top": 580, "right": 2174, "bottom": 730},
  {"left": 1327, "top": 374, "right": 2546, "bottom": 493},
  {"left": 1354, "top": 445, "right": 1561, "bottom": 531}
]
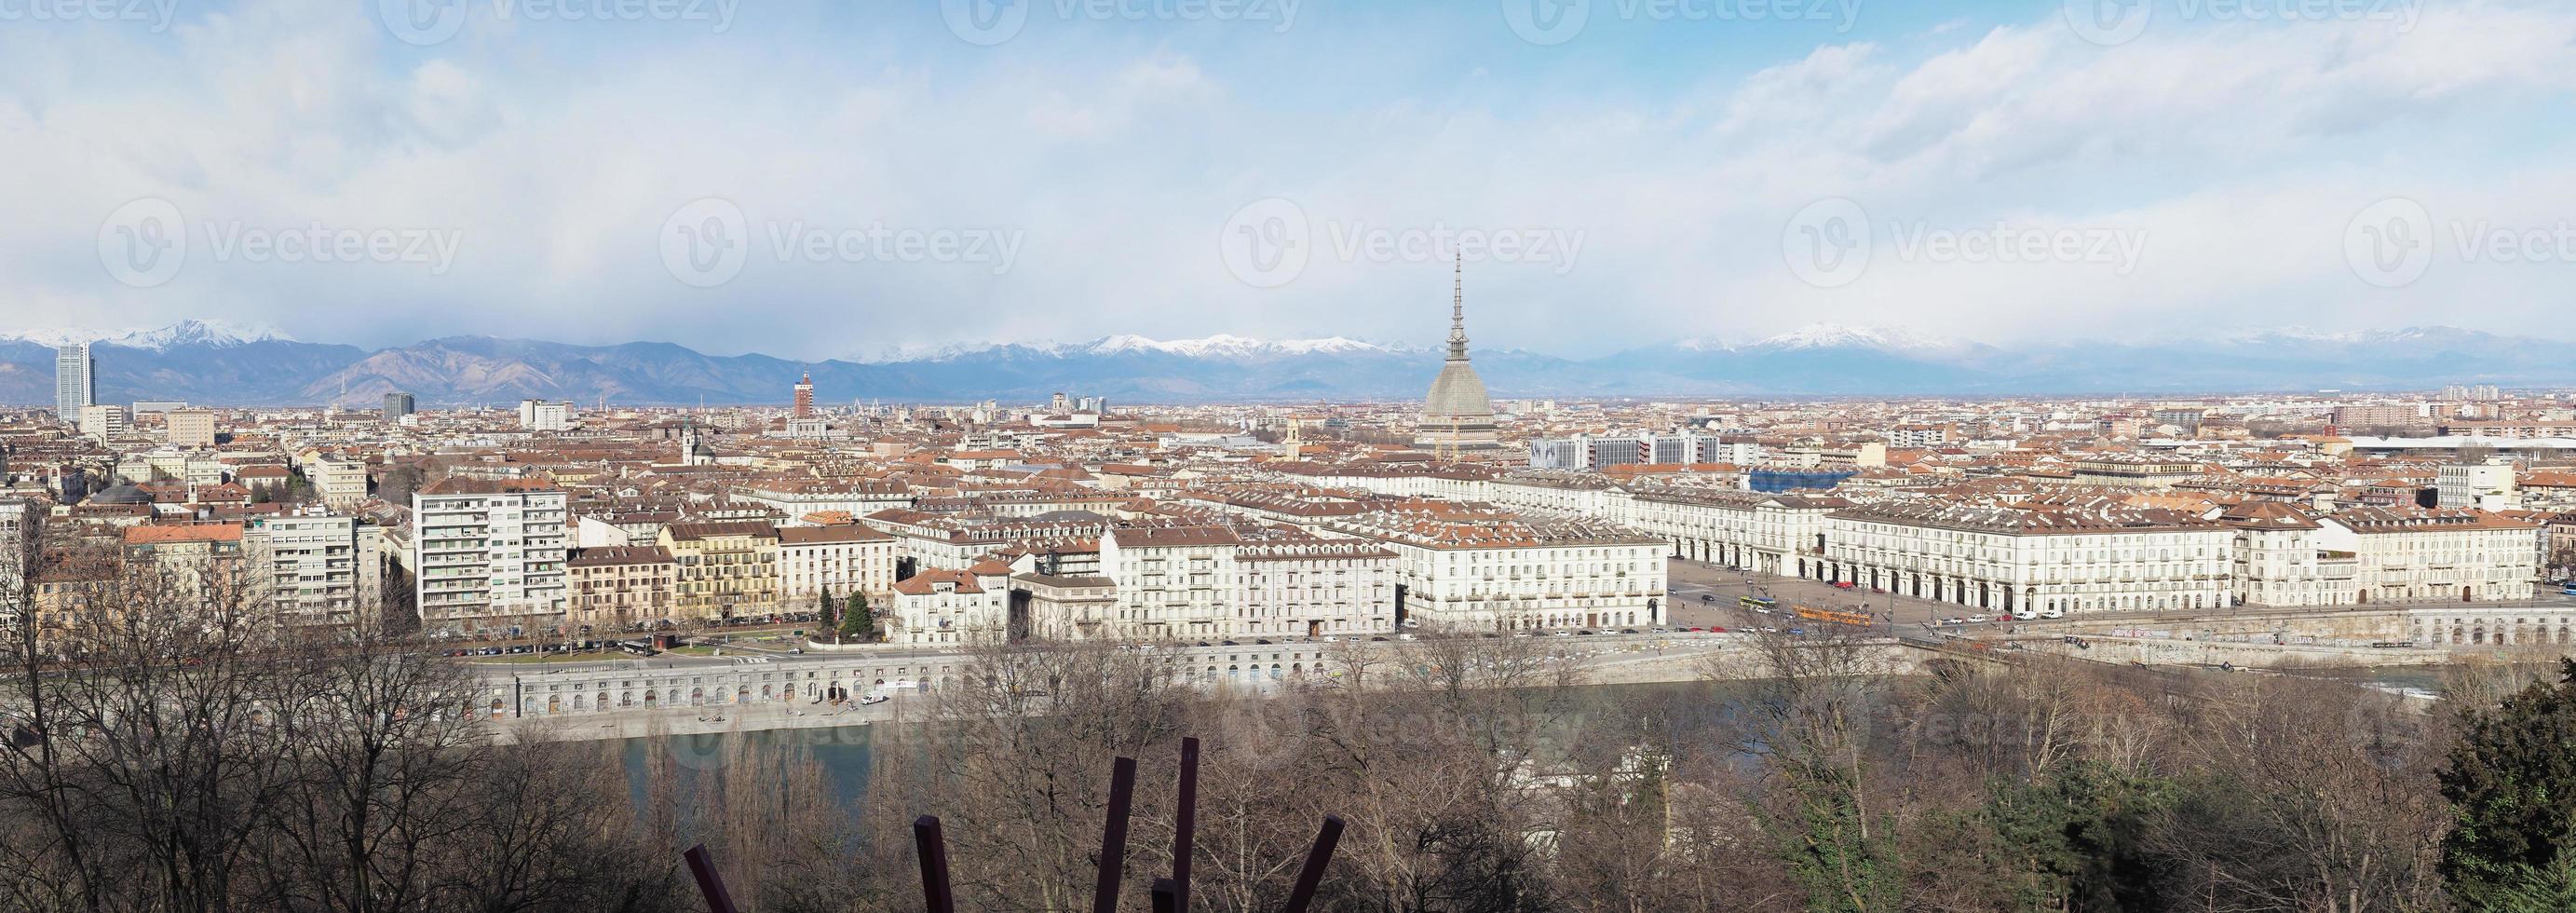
[
  {"left": 1740, "top": 595, "right": 1778, "bottom": 612},
  {"left": 1794, "top": 606, "right": 1873, "bottom": 627}
]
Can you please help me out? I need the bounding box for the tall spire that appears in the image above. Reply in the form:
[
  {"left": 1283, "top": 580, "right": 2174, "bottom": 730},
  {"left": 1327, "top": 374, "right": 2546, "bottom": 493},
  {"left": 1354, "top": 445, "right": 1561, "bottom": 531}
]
[{"left": 1447, "top": 252, "right": 1469, "bottom": 361}]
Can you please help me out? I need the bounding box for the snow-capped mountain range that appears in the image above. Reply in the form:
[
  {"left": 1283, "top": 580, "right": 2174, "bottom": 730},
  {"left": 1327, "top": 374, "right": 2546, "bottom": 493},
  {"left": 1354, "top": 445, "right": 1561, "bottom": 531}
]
[
  {"left": 4, "top": 320, "right": 297, "bottom": 351},
  {"left": 1, "top": 320, "right": 2568, "bottom": 406}
]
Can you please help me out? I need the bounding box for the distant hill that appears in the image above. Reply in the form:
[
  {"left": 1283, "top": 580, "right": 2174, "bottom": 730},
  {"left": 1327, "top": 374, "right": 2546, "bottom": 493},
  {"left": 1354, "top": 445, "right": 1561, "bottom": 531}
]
[{"left": 5, "top": 320, "right": 2568, "bottom": 406}]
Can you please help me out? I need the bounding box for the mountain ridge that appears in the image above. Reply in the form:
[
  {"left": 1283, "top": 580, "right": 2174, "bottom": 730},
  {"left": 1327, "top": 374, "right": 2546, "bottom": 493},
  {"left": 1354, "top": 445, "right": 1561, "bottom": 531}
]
[{"left": 7, "top": 321, "right": 2569, "bottom": 407}]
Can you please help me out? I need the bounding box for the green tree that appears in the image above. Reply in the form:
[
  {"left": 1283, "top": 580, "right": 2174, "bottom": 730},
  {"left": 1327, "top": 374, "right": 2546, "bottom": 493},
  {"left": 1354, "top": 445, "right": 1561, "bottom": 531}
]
[
  {"left": 1769, "top": 763, "right": 1902, "bottom": 913},
  {"left": 816, "top": 586, "right": 836, "bottom": 641},
  {"left": 839, "top": 592, "right": 874, "bottom": 643},
  {"left": 1977, "top": 762, "right": 2170, "bottom": 913},
  {"left": 2441, "top": 658, "right": 2576, "bottom": 909}
]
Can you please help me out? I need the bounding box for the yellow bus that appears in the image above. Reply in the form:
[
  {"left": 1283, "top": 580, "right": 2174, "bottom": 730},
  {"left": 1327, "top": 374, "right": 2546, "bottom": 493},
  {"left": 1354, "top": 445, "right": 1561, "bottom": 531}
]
[{"left": 1794, "top": 606, "right": 1872, "bottom": 627}]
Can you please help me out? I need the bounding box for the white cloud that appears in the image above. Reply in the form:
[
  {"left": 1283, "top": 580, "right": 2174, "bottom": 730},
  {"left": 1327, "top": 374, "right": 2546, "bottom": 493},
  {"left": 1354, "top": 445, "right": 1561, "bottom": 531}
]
[{"left": 3, "top": 0, "right": 2572, "bottom": 359}]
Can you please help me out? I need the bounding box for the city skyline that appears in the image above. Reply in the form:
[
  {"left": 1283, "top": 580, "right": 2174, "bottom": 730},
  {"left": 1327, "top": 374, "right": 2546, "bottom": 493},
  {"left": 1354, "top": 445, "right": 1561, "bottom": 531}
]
[
  {"left": 20, "top": 3, "right": 2576, "bottom": 909},
  {"left": 8, "top": 0, "right": 2571, "bottom": 360}
]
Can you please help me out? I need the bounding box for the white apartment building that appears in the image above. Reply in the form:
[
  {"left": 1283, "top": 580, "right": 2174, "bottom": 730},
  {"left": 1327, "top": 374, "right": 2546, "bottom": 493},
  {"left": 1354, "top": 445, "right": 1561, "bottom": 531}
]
[
  {"left": 1014, "top": 525, "right": 1396, "bottom": 642},
  {"left": 2437, "top": 462, "right": 2518, "bottom": 510},
  {"left": 305, "top": 455, "right": 370, "bottom": 508},
  {"left": 1331, "top": 511, "right": 1667, "bottom": 632},
  {"left": 2323, "top": 508, "right": 2538, "bottom": 604},
  {"left": 1625, "top": 485, "right": 1844, "bottom": 576},
  {"left": 1487, "top": 472, "right": 1634, "bottom": 520},
  {"left": 517, "top": 399, "right": 573, "bottom": 431},
  {"left": 244, "top": 514, "right": 380, "bottom": 627},
  {"left": 116, "top": 449, "right": 225, "bottom": 488},
  {"left": 888, "top": 564, "right": 1010, "bottom": 647},
  {"left": 1232, "top": 535, "right": 1396, "bottom": 639},
  {"left": 77, "top": 403, "right": 129, "bottom": 440},
  {"left": 2215, "top": 501, "right": 2356, "bottom": 607},
  {"left": 1884, "top": 426, "right": 1951, "bottom": 448},
  {"left": 777, "top": 524, "right": 898, "bottom": 601},
  {"left": 1095, "top": 525, "right": 1243, "bottom": 641},
  {"left": 732, "top": 479, "right": 914, "bottom": 521},
  {"left": 1814, "top": 502, "right": 2234, "bottom": 615},
  {"left": 413, "top": 479, "right": 571, "bottom": 635}
]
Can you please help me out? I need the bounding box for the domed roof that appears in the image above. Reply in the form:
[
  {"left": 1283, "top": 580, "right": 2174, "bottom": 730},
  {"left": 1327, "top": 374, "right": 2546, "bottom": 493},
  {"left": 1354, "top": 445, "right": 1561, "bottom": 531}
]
[
  {"left": 90, "top": 484, "right": 152, "bottom": 505},
  {"left": 1423, "top": 361, "right": 1494, "bottom": 422}
]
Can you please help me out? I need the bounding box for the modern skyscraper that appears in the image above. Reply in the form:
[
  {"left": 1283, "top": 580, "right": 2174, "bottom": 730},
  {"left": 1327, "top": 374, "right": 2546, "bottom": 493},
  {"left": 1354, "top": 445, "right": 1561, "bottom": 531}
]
[
  {"left": 54, "top": 344, "right": 93, "bottom": 424},
  {"left": 793, "top": 371, "right": 815, "bottom": 417},
  {"left": 383, "top": 391, "right": 416, "bottom": 419},
  {"left": 1417, "top": 255, "right": 1501, "bottom": 453}
]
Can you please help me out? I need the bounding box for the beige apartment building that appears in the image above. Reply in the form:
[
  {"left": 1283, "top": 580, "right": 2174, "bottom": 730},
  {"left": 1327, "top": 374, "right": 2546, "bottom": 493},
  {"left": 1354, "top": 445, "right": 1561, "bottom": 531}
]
[
  {"left": 567, "top": 545, "right": 675, "bottom": 630},
  {"left": 166, "top": 409, "right": 218, "bottom": 448},
  {"left": 659, "top": 520, "right": 780, "bottom": 620}
]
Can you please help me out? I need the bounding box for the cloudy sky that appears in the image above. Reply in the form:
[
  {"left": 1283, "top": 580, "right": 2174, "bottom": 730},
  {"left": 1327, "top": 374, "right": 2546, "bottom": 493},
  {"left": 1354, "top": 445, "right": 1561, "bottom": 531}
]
[{"left": 7, "top": 0, "right": 2570, "bottom": 359}]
